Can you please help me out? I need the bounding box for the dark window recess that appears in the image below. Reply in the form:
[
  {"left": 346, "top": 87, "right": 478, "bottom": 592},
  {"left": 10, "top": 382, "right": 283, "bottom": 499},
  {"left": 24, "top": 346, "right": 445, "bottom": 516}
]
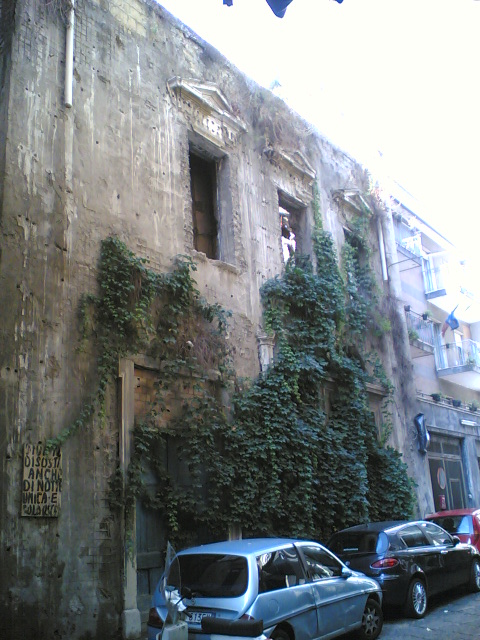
[{"left": 190, "top": 152, "right": 218, "bottom": 259}]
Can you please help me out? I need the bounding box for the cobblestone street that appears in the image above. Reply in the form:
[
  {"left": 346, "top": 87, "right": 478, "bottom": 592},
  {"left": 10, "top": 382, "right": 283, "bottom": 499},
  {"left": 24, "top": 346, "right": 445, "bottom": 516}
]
[{"left": 374, "top": 589, "right": 480, "bottom": 640}]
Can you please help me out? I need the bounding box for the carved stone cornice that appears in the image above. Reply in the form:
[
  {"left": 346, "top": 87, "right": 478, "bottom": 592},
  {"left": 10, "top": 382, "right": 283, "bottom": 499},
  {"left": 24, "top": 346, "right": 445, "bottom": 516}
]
[{"left": 167, "top": 76, "right": 247, "bottom": 149}]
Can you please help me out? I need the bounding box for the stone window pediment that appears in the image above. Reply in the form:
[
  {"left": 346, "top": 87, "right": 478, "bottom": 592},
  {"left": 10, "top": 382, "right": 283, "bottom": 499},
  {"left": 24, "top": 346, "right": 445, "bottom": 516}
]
[
  {"left": 264, "top": 147, "right": 316, "bottom": 201},
  {"left": 332, "top": 189, "right": 372, "bottom": 217},
  {"left": 167, "top": 76, "right": 246, "bottom": 149}
]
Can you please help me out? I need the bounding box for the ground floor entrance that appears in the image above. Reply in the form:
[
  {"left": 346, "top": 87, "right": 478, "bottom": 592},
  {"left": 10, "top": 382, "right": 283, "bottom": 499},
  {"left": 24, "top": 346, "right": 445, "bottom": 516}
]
[{"left": 428, "top": 434, "right": 466, "bottom": 511}]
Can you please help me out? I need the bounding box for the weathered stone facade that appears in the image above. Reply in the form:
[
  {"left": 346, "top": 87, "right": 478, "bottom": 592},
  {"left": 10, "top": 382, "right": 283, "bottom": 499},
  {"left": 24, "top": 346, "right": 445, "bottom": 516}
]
[{"left": 1, "top": 1, "right": 432, "bottom": 638}]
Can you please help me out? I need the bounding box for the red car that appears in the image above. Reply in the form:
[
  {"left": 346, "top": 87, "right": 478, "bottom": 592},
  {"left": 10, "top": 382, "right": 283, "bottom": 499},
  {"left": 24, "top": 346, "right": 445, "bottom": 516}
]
[{"left": 425, "top": 508, "right": 480, "bottom": 552}]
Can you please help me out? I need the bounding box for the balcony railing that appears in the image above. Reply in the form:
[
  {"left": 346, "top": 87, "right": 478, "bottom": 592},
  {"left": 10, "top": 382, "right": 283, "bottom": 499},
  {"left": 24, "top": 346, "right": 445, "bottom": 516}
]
[
  {"left": 436, "top": 339, "right": 480, "bottom": 371},
  {"left": 405, "top": 310, "right": 434, "bottom": 347}
]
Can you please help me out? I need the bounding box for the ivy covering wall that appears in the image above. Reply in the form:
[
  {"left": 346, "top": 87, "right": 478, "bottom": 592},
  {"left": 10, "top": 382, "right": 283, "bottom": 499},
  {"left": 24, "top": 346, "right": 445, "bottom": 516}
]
[{"left": 50, "top": 194, "right": 415, "bottom": 548}]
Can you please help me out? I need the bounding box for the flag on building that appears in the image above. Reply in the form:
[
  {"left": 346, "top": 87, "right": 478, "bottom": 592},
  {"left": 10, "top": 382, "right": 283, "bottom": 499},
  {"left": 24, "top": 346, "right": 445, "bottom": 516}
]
[{"left": 441, "top": 307, "right": 460, "bottom": 337}]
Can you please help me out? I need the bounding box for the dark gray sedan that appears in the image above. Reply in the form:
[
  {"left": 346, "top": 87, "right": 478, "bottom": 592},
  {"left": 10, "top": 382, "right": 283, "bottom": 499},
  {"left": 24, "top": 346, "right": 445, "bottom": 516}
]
[
  {"left": 328, "top": 520, "right": 480, "bottom": 619},
  {"left": 148, "top": 538, "right": 383, "bottom": 640}
]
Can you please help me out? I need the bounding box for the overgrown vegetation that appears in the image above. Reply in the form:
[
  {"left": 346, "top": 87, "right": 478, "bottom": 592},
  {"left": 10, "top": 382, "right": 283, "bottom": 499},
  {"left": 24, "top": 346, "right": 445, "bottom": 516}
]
[
  {"left": 44, "top": 0, "right": 73, "bottom": 25},
  {"left": 48, "top": 191, "right": 415, "bottom": 548},
  {"left": 230, "top": 201, "right": 415, "bottom": 541}
]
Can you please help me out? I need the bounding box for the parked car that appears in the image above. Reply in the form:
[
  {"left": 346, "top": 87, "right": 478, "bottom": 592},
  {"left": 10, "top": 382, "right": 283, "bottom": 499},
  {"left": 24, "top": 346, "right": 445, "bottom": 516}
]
[
  {"left": 147, "top": 538, "right": 384, "bottom": 640},
  {"left": 425, "top": 508, "right": 480, "bottom": 552},
  {"left": 328, "top": 520, "right": 480, "bottom": 619}
]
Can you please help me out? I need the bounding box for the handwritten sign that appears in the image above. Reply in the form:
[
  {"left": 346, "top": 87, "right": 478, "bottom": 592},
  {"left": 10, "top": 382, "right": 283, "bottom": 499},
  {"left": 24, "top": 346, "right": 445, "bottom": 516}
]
[{"left": 22, "top": 443, "right": 62, "bottom": 517}]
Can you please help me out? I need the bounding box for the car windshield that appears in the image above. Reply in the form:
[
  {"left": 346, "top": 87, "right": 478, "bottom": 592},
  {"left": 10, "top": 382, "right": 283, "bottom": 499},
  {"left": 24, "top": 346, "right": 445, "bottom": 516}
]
[
  {"left": 430, "top": 515, "right": 474, "bottom": 535},
  {"left": 329, "top": 531, "right": 387, "bottom": 555},
  {"left": 176, "top": 553, "right": 248, "bottom": 598}
]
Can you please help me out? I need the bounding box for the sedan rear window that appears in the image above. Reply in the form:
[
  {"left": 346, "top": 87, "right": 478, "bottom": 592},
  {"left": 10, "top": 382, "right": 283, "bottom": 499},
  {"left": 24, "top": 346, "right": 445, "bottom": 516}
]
[
  {"left": 178, "top": 554, "right": 248, "bottom": 598},
  {"left": 430, "top": 515, "right": 474, "bottom": 535},
  {"left": 328, "top": 531, "right": 388, "bottom": 555}
]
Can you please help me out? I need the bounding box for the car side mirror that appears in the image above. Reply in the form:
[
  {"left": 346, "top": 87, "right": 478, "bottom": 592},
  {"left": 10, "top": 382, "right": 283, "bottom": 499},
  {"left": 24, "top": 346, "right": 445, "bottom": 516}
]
[
  {"left": 452, "top": 535, "right": 461, "bottom": 546},
  {"left": 341, "top": 567, "right": 353, "bottom": 579}
]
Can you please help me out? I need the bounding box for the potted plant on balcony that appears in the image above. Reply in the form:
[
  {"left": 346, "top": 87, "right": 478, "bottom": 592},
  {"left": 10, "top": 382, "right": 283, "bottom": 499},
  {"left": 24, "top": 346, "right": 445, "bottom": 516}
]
[
  {"left": 408, "top": 328, "right": 419, "bottom": 342},
  {"left": 452, "top": 399, "right": 462, "bottom": 408},
  {"left": 422, "top": 310, "right": 432, "bottom": 320},
  {"left": 431, "top": 393, "right": 443, "bottom": 402},
  {"left": 469, "top": 401, "right": 479, "bottom": 412}
]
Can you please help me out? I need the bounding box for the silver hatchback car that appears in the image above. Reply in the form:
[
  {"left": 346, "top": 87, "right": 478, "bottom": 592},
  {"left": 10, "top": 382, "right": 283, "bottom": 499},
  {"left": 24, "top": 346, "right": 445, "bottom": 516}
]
[{"left": 147, "top": 538, "right": 383, "bottom": 640}]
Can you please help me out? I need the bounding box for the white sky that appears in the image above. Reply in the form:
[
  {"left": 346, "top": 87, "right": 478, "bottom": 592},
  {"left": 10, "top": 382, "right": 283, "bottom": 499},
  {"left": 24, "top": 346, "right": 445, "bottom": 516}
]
[{"left": 159, "top": 0, "right": 480, "bottom": 260}]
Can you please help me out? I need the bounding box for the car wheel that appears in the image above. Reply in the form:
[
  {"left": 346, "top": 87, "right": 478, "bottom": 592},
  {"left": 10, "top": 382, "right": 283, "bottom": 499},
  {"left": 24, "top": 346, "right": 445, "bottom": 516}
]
[
  {"left": 469, "top": 559, "right": 480, "bottom": 592},
  {"left": 404, "top": 577, "right": 427, "bottom": 618},
  {"left": 271, "top": 628, "right": 291, "bottom": 640},
  {"left": 358, "top": 598, "right": 383, "bottom": 640}
]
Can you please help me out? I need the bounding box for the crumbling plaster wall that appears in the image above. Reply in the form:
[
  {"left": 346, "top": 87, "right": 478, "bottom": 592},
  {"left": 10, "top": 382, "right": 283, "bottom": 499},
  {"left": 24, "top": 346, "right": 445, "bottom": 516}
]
[{"left": 1, "top": 1, "right": 419, "bottom": 638}]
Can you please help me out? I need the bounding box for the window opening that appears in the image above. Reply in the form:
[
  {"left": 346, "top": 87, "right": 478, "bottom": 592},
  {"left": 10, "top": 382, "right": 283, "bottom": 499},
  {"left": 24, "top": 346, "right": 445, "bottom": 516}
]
[
  {"left": 278, "top": 193, "right": 306, "bottom": 263},
  {"left": 189, "top": 150, "right": 218, "bottom": 259},
  {"left": 422, "top": 253, "right": 448, "bottom": 295},
  {"left": 368, "top": 407, "right": 383, "bottom": 441},
  {"left": 452, "top": 330, "right": 464, "bottom": 366},
  {"left": 280, "top": 207, "right": 295, "bottom": 263},
  {"left": 433, "top": 322, "right": 448, "bottom": 369}
]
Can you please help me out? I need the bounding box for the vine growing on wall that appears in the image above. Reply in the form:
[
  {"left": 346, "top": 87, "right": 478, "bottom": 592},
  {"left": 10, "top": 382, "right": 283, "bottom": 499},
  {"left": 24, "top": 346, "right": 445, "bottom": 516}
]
[
  {"left": 49, "top": 190, "right": 415, "bottom": 548},
  {"left": 224, "top": 199, "right": 415, "bottom": 541}
]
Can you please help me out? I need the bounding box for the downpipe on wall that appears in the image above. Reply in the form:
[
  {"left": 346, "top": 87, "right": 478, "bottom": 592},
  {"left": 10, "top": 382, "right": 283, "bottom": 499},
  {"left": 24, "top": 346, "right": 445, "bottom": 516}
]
[
  {"left": 377, "top": 215, "right": 388, "bottom": 282},
  {"left": 65, "top": 0, "right": 75, "bottom": 108}
]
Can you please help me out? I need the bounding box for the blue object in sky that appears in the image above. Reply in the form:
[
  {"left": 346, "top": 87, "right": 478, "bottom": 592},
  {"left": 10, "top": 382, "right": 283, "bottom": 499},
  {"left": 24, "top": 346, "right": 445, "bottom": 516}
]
[
  {"left": 266, "top": 0, "right": 294, "bottom": 17},
  {"left": 224, "top": 1, "right": 344, "bottom": 18},
  {"left": 266, "top": 0, "right": 344, "bottom": 17}
]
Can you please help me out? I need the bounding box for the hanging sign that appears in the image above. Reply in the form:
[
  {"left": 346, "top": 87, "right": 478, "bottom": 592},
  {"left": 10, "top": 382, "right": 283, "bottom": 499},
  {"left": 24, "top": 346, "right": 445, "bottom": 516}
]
[{"left": 21, "top": 443, "right": 62, "bottom": 517}]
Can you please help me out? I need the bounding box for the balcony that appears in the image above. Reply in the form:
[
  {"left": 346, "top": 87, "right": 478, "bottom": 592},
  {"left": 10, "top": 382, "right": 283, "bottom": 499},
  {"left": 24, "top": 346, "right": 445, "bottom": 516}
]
[
  {"left": 406, "top": 310, "right": 435, "bottom": 358},
  {"left": 436, "top": 339, "right": 480, "bottom": 390}
]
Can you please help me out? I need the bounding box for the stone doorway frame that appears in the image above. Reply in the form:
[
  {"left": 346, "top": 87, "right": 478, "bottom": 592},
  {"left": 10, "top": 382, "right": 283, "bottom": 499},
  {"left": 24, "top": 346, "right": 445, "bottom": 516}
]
[{"left": 118, "top": 358, "right": 141, "bottom": 639}]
